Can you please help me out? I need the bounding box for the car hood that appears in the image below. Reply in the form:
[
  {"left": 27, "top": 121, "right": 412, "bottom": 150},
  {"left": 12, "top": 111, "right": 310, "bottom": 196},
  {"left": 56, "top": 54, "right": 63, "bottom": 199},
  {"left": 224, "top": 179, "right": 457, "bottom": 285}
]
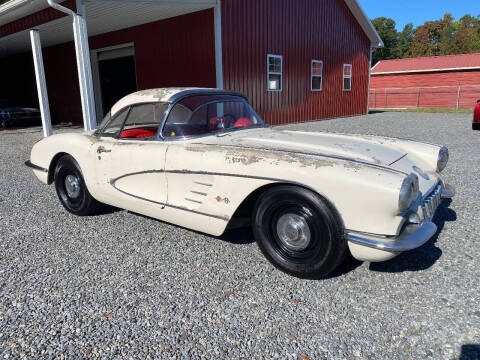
[{"left": 203, "top": 128, "right": 407, "bottom": 166}]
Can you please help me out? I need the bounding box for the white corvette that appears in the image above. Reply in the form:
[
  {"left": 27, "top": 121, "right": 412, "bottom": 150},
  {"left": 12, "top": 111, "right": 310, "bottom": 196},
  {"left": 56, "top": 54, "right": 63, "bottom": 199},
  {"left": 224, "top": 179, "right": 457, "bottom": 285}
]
[{"left": 26, "top": 88, "right": 454, "bottom": 278}]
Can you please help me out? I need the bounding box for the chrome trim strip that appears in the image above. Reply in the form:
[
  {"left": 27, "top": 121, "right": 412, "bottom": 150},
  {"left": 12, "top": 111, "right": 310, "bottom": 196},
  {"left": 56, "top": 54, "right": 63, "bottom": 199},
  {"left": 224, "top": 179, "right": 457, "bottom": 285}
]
[
  {"left": 110, "top": 183, "right": 230, "bottom": 222},
  {"left": 24, "top": 160, "right": 48, "bottom": 173},
  {"left": 347, "top": 221, "right": 437, "bottom": 252}
]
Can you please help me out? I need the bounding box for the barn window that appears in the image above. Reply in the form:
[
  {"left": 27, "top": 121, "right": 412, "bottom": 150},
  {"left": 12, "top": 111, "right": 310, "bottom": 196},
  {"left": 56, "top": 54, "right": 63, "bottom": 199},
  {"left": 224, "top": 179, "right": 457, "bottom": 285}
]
[
  {"left": 343, "top": 64, "right": 352, "bottom": 91},
  {"left": 311, "top": 60, "right": 323, "bottom": 91},
  {"left": 267, "top": 54, "right": 283, "bottom": 91}
]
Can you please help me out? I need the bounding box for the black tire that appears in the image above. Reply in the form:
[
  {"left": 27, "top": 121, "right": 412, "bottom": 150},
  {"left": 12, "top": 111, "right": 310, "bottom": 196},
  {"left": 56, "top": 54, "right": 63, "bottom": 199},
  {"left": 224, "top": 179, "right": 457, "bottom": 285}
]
[
  {"left": 252, "top": 185, "right": 346, "bottom": 279},
  {"left": 0, "top": 118, "right": 7, "bottom": 128},
  {"left": 54, "top": 155, "right": 100, "bottom": 216},
  {"left": 473, "top": 123, "right": 480, "bottom": 130}
]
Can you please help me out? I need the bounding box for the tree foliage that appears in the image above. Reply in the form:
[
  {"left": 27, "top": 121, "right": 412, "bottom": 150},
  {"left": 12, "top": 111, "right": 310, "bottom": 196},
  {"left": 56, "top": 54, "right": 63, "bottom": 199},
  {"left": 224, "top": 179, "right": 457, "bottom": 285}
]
[{"left": 372, "top": 13, "right": 480, "bottom": 65}]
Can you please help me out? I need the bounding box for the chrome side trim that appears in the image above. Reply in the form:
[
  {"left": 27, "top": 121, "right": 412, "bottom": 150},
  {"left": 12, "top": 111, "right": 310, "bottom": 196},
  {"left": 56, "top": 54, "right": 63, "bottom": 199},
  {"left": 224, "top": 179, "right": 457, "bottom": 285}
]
[
  {"left": 441, "top": 183, "right": 455, "bottom": 199},
  {"left": 347, "top": 221, "right": 437, "bottom": 252},
  {"left": 25, "top": 160, "right": 48, "bottom": 173}
]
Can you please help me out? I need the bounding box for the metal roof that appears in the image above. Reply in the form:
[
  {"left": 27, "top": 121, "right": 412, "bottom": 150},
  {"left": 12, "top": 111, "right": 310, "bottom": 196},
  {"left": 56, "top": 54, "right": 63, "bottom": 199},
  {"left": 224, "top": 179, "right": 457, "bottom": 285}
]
[{"left": 372, "top": 53, "right": 480, "bottom": 75}]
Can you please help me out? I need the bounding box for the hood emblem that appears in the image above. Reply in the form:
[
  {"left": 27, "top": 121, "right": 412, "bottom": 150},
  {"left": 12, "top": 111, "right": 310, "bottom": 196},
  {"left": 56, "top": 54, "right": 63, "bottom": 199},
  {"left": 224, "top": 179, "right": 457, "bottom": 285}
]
[{"left": 413, "top": 166, "right": 430, "bottom": 180}]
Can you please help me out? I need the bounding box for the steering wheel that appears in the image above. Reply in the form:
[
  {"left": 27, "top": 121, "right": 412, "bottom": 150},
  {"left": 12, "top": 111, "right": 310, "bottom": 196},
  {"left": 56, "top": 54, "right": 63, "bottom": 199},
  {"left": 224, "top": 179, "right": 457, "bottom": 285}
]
[{"left": 216, "top": 113, "right": 237, "bottom": 130}]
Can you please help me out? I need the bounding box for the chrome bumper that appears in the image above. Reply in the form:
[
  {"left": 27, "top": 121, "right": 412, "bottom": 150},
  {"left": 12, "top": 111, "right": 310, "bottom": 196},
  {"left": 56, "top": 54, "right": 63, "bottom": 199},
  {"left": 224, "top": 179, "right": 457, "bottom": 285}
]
[
  {"left": 441, "top": 183, "right": 455, "bottom": 199},
  {"left": 347, "top": 221, "right": 437, "bottom": 252}
]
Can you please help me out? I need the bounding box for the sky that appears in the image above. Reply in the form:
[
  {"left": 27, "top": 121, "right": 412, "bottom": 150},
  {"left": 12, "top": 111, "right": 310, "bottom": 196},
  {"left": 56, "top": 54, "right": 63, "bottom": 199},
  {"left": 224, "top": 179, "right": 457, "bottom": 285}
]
[{"left": 358, "top": 0, "right": 480, "bottom": 31}]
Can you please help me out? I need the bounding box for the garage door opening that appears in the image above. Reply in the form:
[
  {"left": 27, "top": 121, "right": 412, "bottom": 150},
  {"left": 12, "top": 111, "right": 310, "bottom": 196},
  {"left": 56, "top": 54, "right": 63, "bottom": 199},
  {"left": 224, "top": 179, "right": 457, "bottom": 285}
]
[{"left": 92, "top": 44, "right": 138, "bottom": 119}]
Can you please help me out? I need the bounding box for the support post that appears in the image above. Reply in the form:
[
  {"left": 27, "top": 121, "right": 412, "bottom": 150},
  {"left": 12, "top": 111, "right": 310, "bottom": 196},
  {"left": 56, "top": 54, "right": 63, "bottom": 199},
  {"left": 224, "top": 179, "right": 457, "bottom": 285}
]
[
  {"left": 366, "top": 46, "right": 373, "bottom": 113},
  {"left": 456, "top": 86, "right": 461, "bottom": 109},
  {"left": 214, "top": 0, "right": 223, "bottom": 89},
  {"left": 416, "top": 88, "right": 420, "bottom": 108},
  {"left": 47, "top": 0, "right": 96, "bottom": 132},
  {"left": 30, "top": 30, "right": 52, "bottom": 137}
]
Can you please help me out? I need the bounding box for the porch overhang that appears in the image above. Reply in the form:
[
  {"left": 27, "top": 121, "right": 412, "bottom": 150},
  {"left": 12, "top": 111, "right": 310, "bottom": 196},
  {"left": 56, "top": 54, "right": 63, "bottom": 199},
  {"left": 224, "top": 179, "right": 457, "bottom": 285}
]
[{"left": 0, "top": 0, "right": 218, "bottom": 56}]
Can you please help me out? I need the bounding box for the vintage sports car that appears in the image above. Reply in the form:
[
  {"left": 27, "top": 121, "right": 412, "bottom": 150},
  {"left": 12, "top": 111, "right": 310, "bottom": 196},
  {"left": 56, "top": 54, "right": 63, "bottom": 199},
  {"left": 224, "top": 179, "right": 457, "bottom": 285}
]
[{"left": 26, "top": 88, "right": 455, "bottom": 279}]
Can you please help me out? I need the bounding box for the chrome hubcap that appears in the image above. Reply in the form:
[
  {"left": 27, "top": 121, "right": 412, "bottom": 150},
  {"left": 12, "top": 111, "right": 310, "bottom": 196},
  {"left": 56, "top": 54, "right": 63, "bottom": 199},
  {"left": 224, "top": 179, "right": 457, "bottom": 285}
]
[
  {"left": 65, "top": 174, "right": 81, "bottom": 199},
  {"left": 276, "top": 213, "right": 311, "bottom": 251}
]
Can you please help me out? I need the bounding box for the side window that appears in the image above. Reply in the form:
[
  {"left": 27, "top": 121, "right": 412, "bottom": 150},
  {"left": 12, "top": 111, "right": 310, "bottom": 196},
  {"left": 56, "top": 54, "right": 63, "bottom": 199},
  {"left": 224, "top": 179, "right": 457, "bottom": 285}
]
[
  {"left": 267, "top": 54, "right": 282, "bottom": 91},
  {"left": 102, "top": 108, "right": 129, "bottom": 137},
  {"left": 343, "top": 64, "right": 352, "bottom": 92},
  {"left": 119, "top": 103, "right": 168, "bottom": 140},
  {"left": 311, "top": 60, "right": 323, "bottom": 91}
]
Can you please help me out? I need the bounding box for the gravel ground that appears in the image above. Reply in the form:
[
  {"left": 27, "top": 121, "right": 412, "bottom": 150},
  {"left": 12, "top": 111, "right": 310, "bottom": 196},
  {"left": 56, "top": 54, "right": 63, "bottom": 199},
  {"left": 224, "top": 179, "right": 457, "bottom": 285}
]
[{"left": 0, "top": 112, "right": 479, "bottom": 359}]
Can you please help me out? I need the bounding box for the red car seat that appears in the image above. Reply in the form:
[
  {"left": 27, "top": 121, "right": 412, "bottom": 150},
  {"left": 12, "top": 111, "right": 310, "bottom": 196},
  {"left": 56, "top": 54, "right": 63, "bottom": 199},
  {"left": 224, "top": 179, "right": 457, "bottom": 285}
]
[
  {"left": 120, "top": 128, "right": 157, "bottom": 138},
  {"left": 234, "top": 118, "right": 253, "bottom": 128}
]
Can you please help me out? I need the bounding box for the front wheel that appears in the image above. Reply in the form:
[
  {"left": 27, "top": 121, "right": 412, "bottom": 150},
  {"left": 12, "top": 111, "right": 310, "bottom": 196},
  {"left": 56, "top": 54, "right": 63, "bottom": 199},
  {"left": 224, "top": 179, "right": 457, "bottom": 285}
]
[
  {"left": 54, "top": 155, "right": 100, "bottom": 216},
  {"left": 252, "top": 186, "right": 346, "bottom": 279}
]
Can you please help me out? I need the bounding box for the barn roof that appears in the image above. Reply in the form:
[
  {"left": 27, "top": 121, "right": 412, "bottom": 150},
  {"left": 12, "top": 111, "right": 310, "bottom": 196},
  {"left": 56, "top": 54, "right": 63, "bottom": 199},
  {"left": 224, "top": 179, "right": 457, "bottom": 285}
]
[{"left": 372, "top": 53, "right": 480, "bottom": 75}]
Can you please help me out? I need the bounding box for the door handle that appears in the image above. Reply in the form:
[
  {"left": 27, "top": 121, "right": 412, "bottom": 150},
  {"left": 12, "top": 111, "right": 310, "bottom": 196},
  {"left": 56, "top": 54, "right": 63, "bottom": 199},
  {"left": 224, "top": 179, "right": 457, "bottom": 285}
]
[{"left": 97, "top": 146, "right": 111, "bottom": 154}]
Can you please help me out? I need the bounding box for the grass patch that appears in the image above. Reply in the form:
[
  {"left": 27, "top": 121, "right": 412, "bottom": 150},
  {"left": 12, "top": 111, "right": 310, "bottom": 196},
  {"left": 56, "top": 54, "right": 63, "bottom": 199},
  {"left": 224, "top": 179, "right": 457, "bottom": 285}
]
[{"left": 370, "top": 108, "right": 473, "bottom": 114}]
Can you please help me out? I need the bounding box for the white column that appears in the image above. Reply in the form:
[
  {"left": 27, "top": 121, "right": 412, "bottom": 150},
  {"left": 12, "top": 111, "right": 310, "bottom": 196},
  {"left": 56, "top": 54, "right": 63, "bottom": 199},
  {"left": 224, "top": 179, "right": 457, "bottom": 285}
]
[
  {"left": 214, "top": 0, "right": 223, "bottom": 89},
  {"left": 73, "top": 8, "right": 97, "bottom": 131},
  {"left": 30, "top": 30, "right": 52, "bottom": 137},
  {"left": 366, "top": 46, "right": 373, "bottom": 113}
]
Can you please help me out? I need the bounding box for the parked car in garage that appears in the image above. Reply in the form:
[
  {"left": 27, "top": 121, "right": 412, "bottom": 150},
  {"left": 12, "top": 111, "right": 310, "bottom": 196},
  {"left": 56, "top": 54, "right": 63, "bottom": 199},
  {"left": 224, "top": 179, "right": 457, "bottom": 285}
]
[
  {"left": 473, "top": 100, "right": 480, "bottom": 130},
  {"left": 0, "top": 99, "right": 41, "bottom": 128},
  {"left": 25, "top": 88, "right": 455, "bottom": 279}
]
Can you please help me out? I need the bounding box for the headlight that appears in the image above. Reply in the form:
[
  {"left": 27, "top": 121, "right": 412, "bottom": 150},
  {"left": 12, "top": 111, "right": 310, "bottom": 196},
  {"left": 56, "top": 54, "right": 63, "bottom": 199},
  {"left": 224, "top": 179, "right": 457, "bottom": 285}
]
[
  {"left": 437, "top": 147, "right": 449, "bottom": 173},
  {"left": 399, "top": 174, "right": 419, "bottom": 212}
]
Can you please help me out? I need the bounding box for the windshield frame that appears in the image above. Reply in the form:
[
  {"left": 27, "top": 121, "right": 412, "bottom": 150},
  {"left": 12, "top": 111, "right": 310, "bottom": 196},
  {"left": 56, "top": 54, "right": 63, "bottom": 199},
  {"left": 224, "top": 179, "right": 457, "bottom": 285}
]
[{"left": 158, "top": 96, "right": 267, "bottom": 141}]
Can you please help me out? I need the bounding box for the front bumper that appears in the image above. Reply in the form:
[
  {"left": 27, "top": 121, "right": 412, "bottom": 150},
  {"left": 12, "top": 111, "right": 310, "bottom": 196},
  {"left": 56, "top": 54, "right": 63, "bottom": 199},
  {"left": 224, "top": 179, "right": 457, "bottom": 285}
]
[{"left": 347, "top": 183, "right": 455, "bottom": 254}]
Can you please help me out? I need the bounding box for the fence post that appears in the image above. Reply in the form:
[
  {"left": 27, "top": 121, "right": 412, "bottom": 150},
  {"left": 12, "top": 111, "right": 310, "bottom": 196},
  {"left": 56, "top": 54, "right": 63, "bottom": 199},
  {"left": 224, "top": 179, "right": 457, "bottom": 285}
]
[
  {"left": 456, "top": 86, "right": 461, "bottom": 109},
  {"left": 416, "top": 88, "right": 420, "bottom": 108}
]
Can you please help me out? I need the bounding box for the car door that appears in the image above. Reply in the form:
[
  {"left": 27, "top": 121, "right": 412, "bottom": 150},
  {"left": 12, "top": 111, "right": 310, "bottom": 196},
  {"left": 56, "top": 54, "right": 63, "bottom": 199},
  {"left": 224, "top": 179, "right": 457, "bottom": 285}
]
[{"left": 92, "top": 103, "right": 169, "bottom": 211}]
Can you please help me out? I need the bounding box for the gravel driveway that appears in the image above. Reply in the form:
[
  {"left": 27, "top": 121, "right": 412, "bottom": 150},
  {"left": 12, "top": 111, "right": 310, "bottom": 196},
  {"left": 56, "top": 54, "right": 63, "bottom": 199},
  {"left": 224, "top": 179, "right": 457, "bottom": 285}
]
[{"left": 1, "top": 112, "right": 479, "bottom": 359}]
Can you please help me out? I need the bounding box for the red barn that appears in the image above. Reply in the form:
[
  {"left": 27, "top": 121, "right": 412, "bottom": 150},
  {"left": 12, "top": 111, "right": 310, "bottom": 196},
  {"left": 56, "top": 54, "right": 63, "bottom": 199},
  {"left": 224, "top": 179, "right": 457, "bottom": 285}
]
[
  {"left": 370, "top": 53, "right": 480, "bottom": 109},
  {"left": 0, "top": 0, "right": 382, "bottom": 131}
]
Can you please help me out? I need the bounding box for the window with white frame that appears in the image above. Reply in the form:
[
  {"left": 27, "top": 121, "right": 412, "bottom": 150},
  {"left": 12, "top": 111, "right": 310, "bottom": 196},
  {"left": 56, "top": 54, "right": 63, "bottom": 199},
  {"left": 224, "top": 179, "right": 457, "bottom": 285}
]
[
  {"left": 267, "top": 54, "right": 282, "bottom": 91},
  {"left": 311, "top": 60, "right": 323, "bottom": 91},
  {"left": 343, "top": 64, "right": 352, "bottom": 91}
]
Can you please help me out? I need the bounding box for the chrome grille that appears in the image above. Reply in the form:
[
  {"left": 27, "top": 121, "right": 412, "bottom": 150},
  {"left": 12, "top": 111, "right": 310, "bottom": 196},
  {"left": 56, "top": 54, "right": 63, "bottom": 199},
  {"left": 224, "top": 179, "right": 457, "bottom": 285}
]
[{"left": 422, "top": 184, "right": 442, "bottom": 219}]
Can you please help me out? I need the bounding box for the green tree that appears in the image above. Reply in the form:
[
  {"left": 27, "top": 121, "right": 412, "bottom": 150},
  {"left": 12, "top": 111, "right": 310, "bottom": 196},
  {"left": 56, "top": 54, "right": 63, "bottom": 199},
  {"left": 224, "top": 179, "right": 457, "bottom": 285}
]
[{"left": 371, "top": 17, "right": 399, "bottom": 65}]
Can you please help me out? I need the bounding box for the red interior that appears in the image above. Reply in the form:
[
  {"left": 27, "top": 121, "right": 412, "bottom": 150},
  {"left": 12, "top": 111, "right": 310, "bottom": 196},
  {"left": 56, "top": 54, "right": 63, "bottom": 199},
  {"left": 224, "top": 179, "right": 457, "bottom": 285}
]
[
  {"left": 234, "top": 118, "right": 253, "bottom": 128},
  {"left": 120, "top": 128, "right": 158, "bottom": 139}
]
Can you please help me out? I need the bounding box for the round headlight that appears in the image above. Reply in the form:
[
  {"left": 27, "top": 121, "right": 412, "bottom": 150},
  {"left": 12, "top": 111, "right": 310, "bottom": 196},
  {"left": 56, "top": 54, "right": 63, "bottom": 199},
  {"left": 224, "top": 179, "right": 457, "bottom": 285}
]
[
  {"left": 437, "top": 147, "right": 449, "bottom": 173},
  {"left": 399, "top": 174, "right": 419, "bottom": 213}
]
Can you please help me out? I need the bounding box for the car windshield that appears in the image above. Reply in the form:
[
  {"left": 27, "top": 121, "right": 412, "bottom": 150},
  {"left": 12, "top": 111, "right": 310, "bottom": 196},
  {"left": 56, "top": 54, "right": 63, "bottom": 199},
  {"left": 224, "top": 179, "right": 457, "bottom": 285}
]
[{"left": 162, "top": 95, "right": 265, "bottom": 138}]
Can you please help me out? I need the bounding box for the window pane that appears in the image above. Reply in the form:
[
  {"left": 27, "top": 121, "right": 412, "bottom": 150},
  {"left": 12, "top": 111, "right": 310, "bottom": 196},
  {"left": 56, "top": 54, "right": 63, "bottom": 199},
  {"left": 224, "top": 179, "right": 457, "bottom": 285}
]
[
  {"left": 268, "top": 74, "right": 282, "bottom": 90},
  {"left": 124, "top": 104, "right": 155, "bottom": 128},
  {"left": 344, "top": 78, "right": 351, "bottom": 91},
  {"left": 102, "top": 108, "right": 129, "bottom": 137},
  {"left": 312, "top": 76, "right": 322, "bottom": 90},
  {"left": 344, "top": 64, "right": 352, "bottom": 76},
  {"left": 163, "top": 96, "right": 265, "bottom": 138},
  {"left": 268, "top": 56, "right": 281, "bottom": 73},
  {"left": 312, "top": 62, "right": 322, "bottom": 76}
]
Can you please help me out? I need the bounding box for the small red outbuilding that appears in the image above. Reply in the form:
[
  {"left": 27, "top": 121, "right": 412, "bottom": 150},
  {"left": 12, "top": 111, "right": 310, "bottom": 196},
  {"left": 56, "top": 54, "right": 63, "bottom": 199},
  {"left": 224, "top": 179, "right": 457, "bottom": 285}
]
[{"left": 370, "top": 53, "right": 480, "bottom": 109}]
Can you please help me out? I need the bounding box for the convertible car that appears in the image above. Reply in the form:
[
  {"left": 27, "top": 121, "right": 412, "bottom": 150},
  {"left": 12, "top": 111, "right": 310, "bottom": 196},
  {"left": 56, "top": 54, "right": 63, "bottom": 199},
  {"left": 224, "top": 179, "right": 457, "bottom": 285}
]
[{"left": 26, "top": 88, "right": 455, "bottom": 279}]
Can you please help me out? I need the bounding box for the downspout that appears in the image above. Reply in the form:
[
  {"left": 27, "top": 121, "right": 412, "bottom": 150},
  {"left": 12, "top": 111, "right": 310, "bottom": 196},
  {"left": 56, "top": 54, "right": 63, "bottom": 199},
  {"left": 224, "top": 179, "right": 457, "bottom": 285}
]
[{"left": 46, "top": 0, "right": 97, "bottom": 131}]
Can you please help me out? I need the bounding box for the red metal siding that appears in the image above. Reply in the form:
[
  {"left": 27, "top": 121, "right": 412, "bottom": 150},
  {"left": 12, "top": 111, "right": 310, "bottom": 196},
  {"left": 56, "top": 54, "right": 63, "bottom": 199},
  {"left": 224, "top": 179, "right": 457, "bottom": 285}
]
[
  {"left": 370, "top": 71, "right": 480, "bottom": 109},
  {"left": 221, "top": 0, "right": 371, "bottom": 125},
  {"left": 0, "top": 0, "right": 76, "bottom": 38},
  {"left": 1, "top": 10, "right": 216, "bottom": 124}
]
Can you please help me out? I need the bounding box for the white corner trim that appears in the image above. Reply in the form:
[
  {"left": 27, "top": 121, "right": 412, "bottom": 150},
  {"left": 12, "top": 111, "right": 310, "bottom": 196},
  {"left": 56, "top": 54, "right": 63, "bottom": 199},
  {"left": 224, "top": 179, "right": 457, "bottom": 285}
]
[{"left": 344, "top": 0, "right": 384, "bottom": 48}]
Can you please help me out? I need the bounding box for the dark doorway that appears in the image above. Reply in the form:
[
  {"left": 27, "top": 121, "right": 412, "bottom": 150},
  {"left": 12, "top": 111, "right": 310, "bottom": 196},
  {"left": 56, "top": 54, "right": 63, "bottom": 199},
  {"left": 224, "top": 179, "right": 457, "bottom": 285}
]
[{"left": 98, "top": 55, "right": 137, "bottom": 116}]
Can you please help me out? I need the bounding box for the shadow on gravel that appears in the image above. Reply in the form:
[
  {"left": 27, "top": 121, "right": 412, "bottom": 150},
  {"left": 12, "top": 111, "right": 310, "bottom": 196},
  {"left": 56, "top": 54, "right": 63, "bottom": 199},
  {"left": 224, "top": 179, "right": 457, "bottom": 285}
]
[
  {"left": 459, "top": 344, "right": 480, "bottom": 360},
  {"left": 97, "top": 204, "right": 121, "bottom": 215},
  {"left": 220, "top": 227, "right": 255, "bottom": 245},
  {"left": 325, "top": 253, "right": 363, "bottom": 279},
  {"left": 369, "top": 199, "right": 456, "bottom": 273}
]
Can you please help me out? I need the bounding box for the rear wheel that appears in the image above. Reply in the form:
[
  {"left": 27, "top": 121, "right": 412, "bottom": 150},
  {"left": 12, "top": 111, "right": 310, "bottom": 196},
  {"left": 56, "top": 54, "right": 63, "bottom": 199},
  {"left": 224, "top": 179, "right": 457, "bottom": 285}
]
[
  {"left": 252, "top": 185, "right": 346, "bottom": 279},
  {"left": 54, "top": 155, "right": 100, "bottom": 216}
]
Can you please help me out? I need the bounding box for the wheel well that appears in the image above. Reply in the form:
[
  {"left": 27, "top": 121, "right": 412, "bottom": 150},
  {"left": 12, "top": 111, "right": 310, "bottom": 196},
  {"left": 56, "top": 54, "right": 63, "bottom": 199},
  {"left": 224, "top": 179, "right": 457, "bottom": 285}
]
[
  {"left": 227, "top": 182, "right": 344, "bottom": 230},
  {"left": 47, "top": 152, "right": 68, "bottom": 184}
]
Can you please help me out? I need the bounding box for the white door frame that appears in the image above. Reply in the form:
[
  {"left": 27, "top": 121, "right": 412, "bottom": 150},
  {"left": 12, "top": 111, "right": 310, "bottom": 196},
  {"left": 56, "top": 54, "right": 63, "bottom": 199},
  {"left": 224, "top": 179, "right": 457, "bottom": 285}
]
[{"left": 90, "top": 42, "right": 137, "bottom": 121}]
